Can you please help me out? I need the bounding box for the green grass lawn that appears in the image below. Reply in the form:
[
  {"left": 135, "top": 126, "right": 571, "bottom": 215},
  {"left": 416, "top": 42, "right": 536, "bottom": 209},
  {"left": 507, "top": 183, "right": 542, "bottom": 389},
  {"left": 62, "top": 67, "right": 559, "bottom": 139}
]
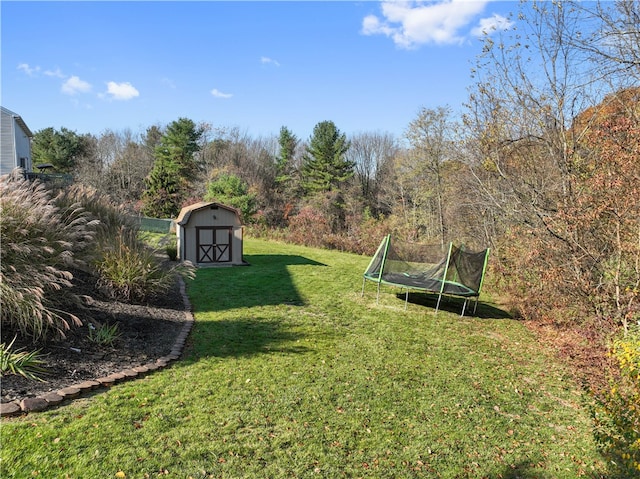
[{"left": 1, "top": 238, "right": 607, "bottom": 478}]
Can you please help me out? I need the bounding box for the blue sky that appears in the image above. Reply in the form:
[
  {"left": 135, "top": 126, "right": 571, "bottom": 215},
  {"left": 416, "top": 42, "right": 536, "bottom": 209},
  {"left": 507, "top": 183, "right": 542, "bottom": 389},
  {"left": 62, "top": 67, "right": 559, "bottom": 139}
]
[{"left": 2, "top": 1, "right": 516, "bottom": 141}]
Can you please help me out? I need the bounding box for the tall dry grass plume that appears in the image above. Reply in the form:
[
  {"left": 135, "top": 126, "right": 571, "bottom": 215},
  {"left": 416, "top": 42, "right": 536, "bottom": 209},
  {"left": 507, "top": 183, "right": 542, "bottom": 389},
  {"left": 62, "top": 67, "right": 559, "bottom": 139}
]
[{"left": 0, "top": 171, "right": 96, "bottom": 339}]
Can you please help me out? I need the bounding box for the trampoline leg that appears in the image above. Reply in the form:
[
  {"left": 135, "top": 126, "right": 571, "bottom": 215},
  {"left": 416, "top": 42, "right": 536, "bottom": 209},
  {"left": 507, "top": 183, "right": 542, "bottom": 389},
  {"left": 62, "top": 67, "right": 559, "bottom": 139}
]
[
  {"left": 435, "top": 293, "right": 442, "bottom": 314},
  {"left": 461, "top": 299, "right": 468, "bottom": 317},
  {"left": 405, "top": 291, "right": 409, "bottom": 310},
  {"left": 376, "top": 282, "right": 381, "bottom": 304},
  {"left": 473, "top": 297, "right": 479, "bottom": 314}
]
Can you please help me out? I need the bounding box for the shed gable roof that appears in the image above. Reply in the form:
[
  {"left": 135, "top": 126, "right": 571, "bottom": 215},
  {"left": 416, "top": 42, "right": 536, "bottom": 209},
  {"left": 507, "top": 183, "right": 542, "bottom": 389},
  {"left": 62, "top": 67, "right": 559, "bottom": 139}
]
[{"left": 176, "top": 201, "right": 241, "bottom": 226}]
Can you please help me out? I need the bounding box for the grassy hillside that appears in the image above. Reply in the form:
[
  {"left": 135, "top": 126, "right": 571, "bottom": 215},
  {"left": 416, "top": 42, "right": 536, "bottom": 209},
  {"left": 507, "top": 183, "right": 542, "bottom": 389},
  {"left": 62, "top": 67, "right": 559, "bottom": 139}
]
[{"left": 1, "top": 238, "right": 606, "bottom": 478}]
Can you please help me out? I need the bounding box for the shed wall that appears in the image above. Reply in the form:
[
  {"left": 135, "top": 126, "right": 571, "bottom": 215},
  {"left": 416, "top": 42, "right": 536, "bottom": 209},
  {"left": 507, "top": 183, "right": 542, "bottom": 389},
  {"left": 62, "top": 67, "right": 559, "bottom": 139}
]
[{"left": 179, "top": 207, "right": 243, "bottom": 265}]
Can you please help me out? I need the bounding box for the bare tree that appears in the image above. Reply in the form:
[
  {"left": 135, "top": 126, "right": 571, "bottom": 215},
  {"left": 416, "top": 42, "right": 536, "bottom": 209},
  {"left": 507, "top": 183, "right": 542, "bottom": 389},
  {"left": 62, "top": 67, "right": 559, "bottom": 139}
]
[
  {"left": 402, "top": 106, "right": 457, "bottom": 246},
  {"left": 107, "top": 129, "right": 155, "bottom": 207},
  {"left": 347, "top": 131, "right": 398, "bottom": 217},
  {"left": 571, "top": 0, "right": 640, "bottom": 86},
  {"left": 465, "top": 1, "right": 596, "bottom": 240}
]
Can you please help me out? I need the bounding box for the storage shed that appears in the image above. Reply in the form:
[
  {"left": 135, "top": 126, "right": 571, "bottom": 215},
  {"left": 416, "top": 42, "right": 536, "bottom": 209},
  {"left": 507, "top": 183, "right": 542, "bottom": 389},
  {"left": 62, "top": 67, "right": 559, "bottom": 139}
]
[{"left": 176, "top": 202, "right": 245, "bottom": 266}]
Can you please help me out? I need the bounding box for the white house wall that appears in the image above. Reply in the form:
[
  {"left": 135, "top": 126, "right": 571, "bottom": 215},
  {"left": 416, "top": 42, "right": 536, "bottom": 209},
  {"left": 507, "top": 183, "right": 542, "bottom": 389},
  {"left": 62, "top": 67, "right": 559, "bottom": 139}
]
[{"left": 0, "top": 108, "right": 33, "bottom": 175}]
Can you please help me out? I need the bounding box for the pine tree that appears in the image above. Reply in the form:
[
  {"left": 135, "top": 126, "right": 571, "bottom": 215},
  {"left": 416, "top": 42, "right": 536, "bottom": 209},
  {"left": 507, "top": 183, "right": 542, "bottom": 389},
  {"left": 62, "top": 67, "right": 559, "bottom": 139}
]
[
  {"left": 154, "top": 118, "right": 203, "bottom": 182},
  {"left": 141, "top": 157, "right": 181, "bottom": 218},
  {"left": 301, "top": 121, "right": 353, "bottom": 194},
  {"left": 141, "top": 118, "right": 204, "bottom": 218},
  {"left": 275, "top": 126, "right": 298, "bottom": 189},
  {"left": 31, "top": 127, "right": 91, "bottom": 173}
]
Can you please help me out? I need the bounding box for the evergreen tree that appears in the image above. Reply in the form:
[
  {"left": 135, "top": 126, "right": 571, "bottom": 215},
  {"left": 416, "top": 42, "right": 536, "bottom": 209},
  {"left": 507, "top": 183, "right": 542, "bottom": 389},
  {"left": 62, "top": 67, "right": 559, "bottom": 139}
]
[
  {"left": 141, "top": 118, "right": 204, "bottom": 218},
  {"left": 154, "top": 118, "right": 204, "bottom": 182},
  {"left": 301, "top": 121, "right": 353, "bottom": 194},
  {"left": 275, "top": 126, "right": 298, "bottom": 188},
  {"left": 32, "top": 127, "right": 91, "bottom": 173},
  {"left": 141, "top": 157, "right": 181, "bottom": 218},
  {"left": 204, "top": 173, "right": 257, "bottom": 221}
]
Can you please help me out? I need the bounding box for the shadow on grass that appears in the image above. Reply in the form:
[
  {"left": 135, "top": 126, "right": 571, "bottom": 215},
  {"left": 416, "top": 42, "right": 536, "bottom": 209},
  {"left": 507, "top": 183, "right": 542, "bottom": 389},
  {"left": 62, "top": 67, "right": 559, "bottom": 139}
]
[
  {"left": 190, "top": 254, "right": 326, "bottom": 313},
  {"left": 246, "top": 254, "right": 327, "bottom": 268},
  {"left": 185, "top": 254, "right": 326, "bottom": 360},
  {"left": 490, "top": 460, "right": 551, "bottom": 478},
  {"left": 398, "top": 292, "right": 512, "bottom": 319},
  {"left": 188, "top": 317, "right": 308, "bottom": 359}
]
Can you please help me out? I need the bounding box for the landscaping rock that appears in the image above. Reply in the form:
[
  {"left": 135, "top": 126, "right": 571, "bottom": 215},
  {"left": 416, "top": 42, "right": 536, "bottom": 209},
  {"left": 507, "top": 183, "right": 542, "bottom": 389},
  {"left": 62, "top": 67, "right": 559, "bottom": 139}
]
[
  {"left": 0, "top": 277, "right": 196, "bottom": 415},
  {"left": 0, "top": 401, "right": 22, "bottom": 417},
  {"left": 121, "top": 369, "right": 139, "bottom": 379},
  {"left": 57, "top": 386, "right": 81, "bottom": 399},
  {"left": 41, "top": 392, "right": 65, "bottom": 405},
  {"left": 95, "top": 376, "right": 115, "bottom": 387},
  {"left": 20, "top": 397, "right": 49, "bottom": 412},
  {"left": 76, "top": 380, "right": 100, "bottom": 391}
]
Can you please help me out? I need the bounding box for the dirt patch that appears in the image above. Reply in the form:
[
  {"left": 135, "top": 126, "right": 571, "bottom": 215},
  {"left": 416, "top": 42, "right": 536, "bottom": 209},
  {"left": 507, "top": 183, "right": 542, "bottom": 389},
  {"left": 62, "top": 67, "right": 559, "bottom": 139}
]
[{"left": 1, "top": 269, "right": 188, "bottom": 404}]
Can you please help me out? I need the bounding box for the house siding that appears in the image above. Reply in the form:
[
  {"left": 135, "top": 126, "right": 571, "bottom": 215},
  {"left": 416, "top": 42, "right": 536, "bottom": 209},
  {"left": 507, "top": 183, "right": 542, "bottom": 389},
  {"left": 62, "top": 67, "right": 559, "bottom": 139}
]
[{"left": 1, "top": 107, "right": 33, "bottom": 175}]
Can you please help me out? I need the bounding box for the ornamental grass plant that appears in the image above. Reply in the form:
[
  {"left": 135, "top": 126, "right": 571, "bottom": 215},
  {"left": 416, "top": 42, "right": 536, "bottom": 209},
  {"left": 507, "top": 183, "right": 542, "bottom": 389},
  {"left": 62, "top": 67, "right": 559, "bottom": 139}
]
[
  {"left": 55, "top": 185, "right": 195, "bottom": 302},
  {"left": 0, "top": 172, "right": 95, "bottom": 339},
  {"left": 53, "top": 184, "right": 138, "bottom": 248},
  {"left": 1, "top": 172, "right": 192, "bottom": 341},
  {"left": 0, "top": 336, "right": 46, "bottom": 381},
  {"left": 94, "top": 227, "right": 194, "bottom": 302}
]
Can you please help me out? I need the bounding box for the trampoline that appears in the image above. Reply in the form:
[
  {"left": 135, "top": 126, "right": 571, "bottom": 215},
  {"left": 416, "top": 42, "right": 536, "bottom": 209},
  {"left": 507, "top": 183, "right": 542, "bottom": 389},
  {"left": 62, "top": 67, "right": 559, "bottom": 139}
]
[{"left": 362, "top": 235, "right": 490, "bottom": 315}]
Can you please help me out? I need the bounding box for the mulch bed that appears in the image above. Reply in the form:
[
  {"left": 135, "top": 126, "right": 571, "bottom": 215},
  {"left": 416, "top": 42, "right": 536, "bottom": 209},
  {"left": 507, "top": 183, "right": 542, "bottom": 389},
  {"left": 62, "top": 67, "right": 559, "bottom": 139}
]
[{"left": 0, "top": 269, "right": 190, "bottom": 408}]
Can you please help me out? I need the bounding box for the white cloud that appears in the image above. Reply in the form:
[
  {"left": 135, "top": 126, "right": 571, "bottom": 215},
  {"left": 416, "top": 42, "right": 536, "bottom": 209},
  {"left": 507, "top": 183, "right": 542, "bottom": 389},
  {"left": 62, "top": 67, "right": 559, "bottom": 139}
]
[
  {"left": 261, "top": 56, "right": 281, "bottom": 67},
  {"left": 44, "top": 68, "right": 65, "bottom": 79},
  {"left": 62, "top": 75, "right": 92, "bottom": 95},
  {"left": 104, "top": 81, "right": 140, "bottom": 100},
  {"left": 362, "top": 0, "right": 490, "bottom": 48},
  {"left": 18, "top": 63, "right": 40, "bottom": 76},
  {"left": 471, "top": 13, "right": 513, "bottom": 37},
  {"left": 211, "top": 88, "right": 233, "bottom": 99}
]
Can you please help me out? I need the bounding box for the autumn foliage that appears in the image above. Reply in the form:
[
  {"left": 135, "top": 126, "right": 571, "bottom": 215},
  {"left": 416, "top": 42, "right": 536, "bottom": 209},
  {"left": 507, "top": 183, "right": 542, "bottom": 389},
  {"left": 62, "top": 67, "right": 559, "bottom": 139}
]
[
  {"left": 496, "top": 88, "right": 640, "bottom": 334},
  {"left": 592, "top": 329, "right": 640, "bottom": 476},
  {"left": 569, "top": 89, "right": 640, "bottom": 332}
]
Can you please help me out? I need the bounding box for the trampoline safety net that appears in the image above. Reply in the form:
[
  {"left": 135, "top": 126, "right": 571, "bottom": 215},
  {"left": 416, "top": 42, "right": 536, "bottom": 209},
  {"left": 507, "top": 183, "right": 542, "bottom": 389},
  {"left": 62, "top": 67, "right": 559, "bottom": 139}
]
[{"left": 362, "top": 235, "right": 490, "bottom": 314}]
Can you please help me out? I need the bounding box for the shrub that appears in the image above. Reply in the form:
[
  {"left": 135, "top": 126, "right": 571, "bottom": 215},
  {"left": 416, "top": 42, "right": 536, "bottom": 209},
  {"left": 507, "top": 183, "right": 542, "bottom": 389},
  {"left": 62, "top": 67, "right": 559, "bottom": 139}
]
[
  {"left": 94, "top": 227, "right": 194, "bottom": 302},
  {"left": 204, "top": 173, "right": 258, "bottom": 222},
  {"left": 166, "top": 243, "right": 178, "bottom": 261},
  {"left": 284, "top": 206, "right": 332, "bottom": 248},
  {"left": 0, "top": 172, "right": 94, "bottom": 339},
  {"left": 164, "top": 237, "right": 178, "bottom": 261},
  {"left": 592, "top": 328, "right": 640, "bottom": 476}
]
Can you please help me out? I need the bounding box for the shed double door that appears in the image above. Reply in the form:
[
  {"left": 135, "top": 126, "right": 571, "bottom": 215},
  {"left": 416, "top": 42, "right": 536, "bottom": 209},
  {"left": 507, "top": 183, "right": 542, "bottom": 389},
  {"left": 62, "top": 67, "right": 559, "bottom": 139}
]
[{"left": 196, "top": 227, "right": 232, "bottom": 263}]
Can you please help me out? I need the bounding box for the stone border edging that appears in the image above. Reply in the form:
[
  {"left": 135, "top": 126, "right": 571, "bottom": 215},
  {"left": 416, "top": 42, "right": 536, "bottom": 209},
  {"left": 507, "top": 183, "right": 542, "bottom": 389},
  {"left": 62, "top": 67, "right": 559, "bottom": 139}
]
[{"left": 0, "top": 278, "right": 194, "bottom": 417}]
